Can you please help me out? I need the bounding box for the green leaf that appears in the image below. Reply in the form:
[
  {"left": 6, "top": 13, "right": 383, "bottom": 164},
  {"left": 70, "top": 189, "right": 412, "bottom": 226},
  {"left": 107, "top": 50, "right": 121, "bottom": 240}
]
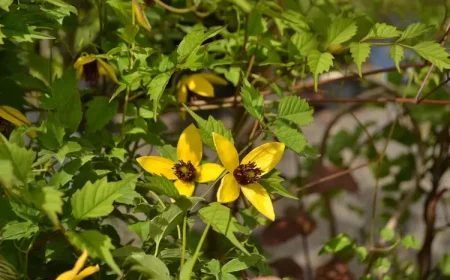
[
  {"left": 0, "top": 136, "right": 35, "bottom": 187},
  {"left": 363, "top": 23, "right": 401, "bottom": 40},
  {"left": 141, "top": 175, "right": 180, "bottom": 199},
  {"left": 401, "top": 235, "right": 420, "bottom": 249},
  {"left": 124, "top": 253, "right": 171, "bottom": 280},
  {"left": 278, "top": 96, "right": 314, "bottom": 126},
  {"left": 271, "top": 120, "right": 307, "bottom": 156},
  {"left": 374, "top": 257, "right": 391, "bottom": 274},
  {"left": 0, "top": 0, "right": 13, "bottom": 11},
  {"left": 398, "top": 23, "right": 433, "bottom": 42},
  {"left": 183, "top": 105, "right": 234, "bottom": 151},
  {"left": 0, "top": 197, "right": 17, "bottom": 229},
  {"left": 205, "top": 259, "right": 221, "bottom": 277},
  {"left": 221, "top": 255, "right": 260, "bottom": 273},
  {"left": 389, "top": 45, "right": 404, "bottom": 72},
  {"left": 149, "top": 198, "right": 192, "bottom": 248},
  {"left": 319, "top": 233, "right": 353, "bottom": 255},
  {"left": 71, "top": 175, "right": 139, "bottom": 220},
  {"left": 128, "top": 221, "right": 150, "bottom": 242},
  {"left": 412, "top": 41, "right": 450, "bottom": 71},
  {"left": 355, "top": 246, "right": 368, "bottom": 262},
  {"left": 156, "top": 145, "right": 177, "bottom": 162},
  {"left": 350, "top": 42, "right": 371, "bottom": 77},
  {"left": 31, "top": 186, "right": 63, "bottom": 226},
  {"left": 307, "top": 50, "right": 334, "bottom": 92},
  {"left": 241, "top": 79, "right": 264, "bottom": 123},
  {"left": 109, "top": 84, "right": 127, "bottom": 102},
  {"left": 198, "top": 202, "right": 250, "bottom": 255},
  {"left": 1, "top": 221, "right": 38, "bottom": 240},
  {"left": 177, "top": 26, "right": 225, "bottom": 63},
  {"left": 326, "top": 18, "right": 358, "bottom": 47},
  {"left": 380, "top": 228, "right": 395, "bottom": 242},
  {"left": 67, "top": 230, "right": 121, "bottom": 275},
  {"left": 85, "top": 97, "right": 119, "bottom": 132},
  {"left": 260, "top": 169, "right": 297, "bottom": 199},
  {"left": 247, "top": 12, "right": 267, "bottom": 36},
  {"left": 41, "top": 0, "right": 78, "bottom": 24},
  {"left": 439, "top": 253, "right": 450, "bottom": 276},
  {"left": 148, "top": 72, "right": 172, "bottom": 119},
  {"left": 52, "top": 68, "right": 82, "bottom": 132},
  {"left": 288, "top": 32, "right": 318, "bottom": 57}
]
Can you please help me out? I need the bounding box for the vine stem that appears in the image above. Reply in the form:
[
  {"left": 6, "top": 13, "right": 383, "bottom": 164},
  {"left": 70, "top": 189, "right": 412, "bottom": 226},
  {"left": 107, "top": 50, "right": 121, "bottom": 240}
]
[
  {"left": 153, "top": 0, "right": 200, "bottom": 13},
  {"left": 180, "top": 214, "right": 187, "bottom": 268}
]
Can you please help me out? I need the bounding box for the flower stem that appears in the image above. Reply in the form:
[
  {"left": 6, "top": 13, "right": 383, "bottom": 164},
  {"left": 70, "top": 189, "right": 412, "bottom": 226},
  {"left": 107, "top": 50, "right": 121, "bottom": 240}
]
[{"left": 180, "top": 214, "right": 188, "bottom": 268}]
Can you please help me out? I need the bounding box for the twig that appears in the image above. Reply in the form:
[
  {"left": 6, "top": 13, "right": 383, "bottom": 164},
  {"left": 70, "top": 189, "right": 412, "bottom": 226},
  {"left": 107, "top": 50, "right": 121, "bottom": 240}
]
[{"left": 153, "top": 0, "right": 199, "bottom": 13}]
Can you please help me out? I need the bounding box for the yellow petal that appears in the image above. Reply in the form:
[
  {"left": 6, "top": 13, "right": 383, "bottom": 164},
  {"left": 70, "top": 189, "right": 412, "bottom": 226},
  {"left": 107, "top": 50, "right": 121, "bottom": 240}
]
[
  {"left": 196, "top": 163, "right": 225, "bottom": 183},
  {"left": 212, "top": 133, "right": 239, "bottom": 173},
  {"left": 136, "top": 156, "right": 176, "bottom": 180},
  {"left": 197, "top": 73, "right": 228, "bottom": 85},
  {"left": 217, "top": 173, "right": 240, "bottom": 203},
  {"left": 177, "top": 124, "right": 202, "bottom": 167},
  {"left": 241, "top": 142, "right": 285, "bottom": 175},
  {"left": 132, "top": 0, "right": 151, "bottom": 31},
  {"left": 174, "top": 179, "right": 195, "bottom": 197},
  {"left": 74, "top": 265, "right": 100, "bottom": 280},
  {"left": 76, "top": 66, "right": 84, "bottom": 79},
  {"left": 177, "top": 82, "right": 188, "bottom": 120},
  {"left": 97, "top": 59, "right": 120, "bottom": 84},
  {"left": 241, "top": 183, "right": 275, "bottom": 221},
  {"left": 0, "top": 106, "right": 30, "bottom": 127},
  {"left": 185, "top": 75, "right": 215, "bottom": 97},
  {"left": 56, "top": 271, "right": 77, "bottom": 280},
  {"left": 73, "top": 55, "right": 96, "bottom": 69}
]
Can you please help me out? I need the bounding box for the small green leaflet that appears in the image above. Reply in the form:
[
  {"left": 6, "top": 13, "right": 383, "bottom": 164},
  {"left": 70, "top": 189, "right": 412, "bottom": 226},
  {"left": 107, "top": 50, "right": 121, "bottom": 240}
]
[
  {"left": 307, "top": 50, "right": 334, "bottom": 92},
  {"left": 128, "top": 221, "right": 150, "bottom": 242},
  {"left": 439, "top": 253, "right": 450, "bottom": 276},
  {"left": 67, "top": 230, "right": 121, "bottom": 275},
  {"left": 412, "top": 41, "right": 450, "bottom": 71},
  {"left": 30, "top": 186, "right": 63, "bottom": 226},
  {"left": 241, "top": 79, "right": 264, "bottom": 123},
  {"left": 319, "top": 233, "right": 353, "bottom": 255},
  {"left": 389, "top": 45, "right": 404, "bottom": 72},
  {"left": 148, "top": 71, "right": 172, "bottom": 119},
  {"left": 260, "top": 169, "right": 297, "bottom": 199},
  {"left": 0, "top": 0, "right": 13, "bottom": 11},
  {"left": 198, "top": 202, "right": 250, "bottom": 255},
  {"left": 349, "top": 43, "right": 371, "bottom": 77},
  {"left": 71, "top": 174, "right": 139, "bottom": 220},
  {"left": 156, "top": 145, "right": 177, "bottom": 161},
  {"left": 183, "top": 105, "right": 234, "bottom": 151},
  {"left": 401, "top": 235, "right": 420, "bottom": 249},
  {"left": 124, "top": 253, "right": 171, "bottom": 280},
  {"left": 397, "top": 23, "right": 433, "bottom": 42},
  {"left": 221, "top": 255, "right": 261, "bottom": 273},
  {"left": 176, "top": 26, "right": 225, "bottom": 63},
  {"left": 1, "top": 221, "right": 39, "bottom": 240},
  {"left": 278, "top": 96, "right": 314, "bottom": 126},
  {"left": 363, "top": 23, "right": 401, "bottom": 40},
  {"left": 142, "top": 175, "right": 180, "bottom": 199},
  {"left": 270, "top": 120, "right": 307, "bottom": 156},
  {"left": 85, "top": 97, "right": 119, "bottom": 132},
  {"left": 326, "top": 18, "right": 358, "bottom": 47},
  {"left": 0, "top": 135, "right": 35, "bottom": 186},
  {"left": 380, "top": 228, "right": 395, "bottom": 242},
  {"left": 288, "top": 32, "right": 318, "bottom": 57},
  {"left": 247, "top": 11, "right": 267, "bottom": 36}
]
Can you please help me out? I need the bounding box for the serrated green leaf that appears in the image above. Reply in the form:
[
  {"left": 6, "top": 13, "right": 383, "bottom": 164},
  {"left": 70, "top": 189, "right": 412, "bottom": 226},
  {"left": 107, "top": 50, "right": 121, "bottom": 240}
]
[
  {"left": 85, "top": 97, "right": 119, "bottom": 132},
  {"left": 0, "top": 135, "right": 35, "bottom": 187},
  {"left": 363, "top": 23, "right": 401, "bottom": 40},
  {"left": 380, "top": 228, "right": 395, "bottom": 242},
  {"left": 350, "top": 42, "right": 371, "bottom": 77},
  {"left": 241, "top": 79, "right": 264, "bottom": 123},
  {"left": 71, "top": 175, "right": 139, "bottom": 220},
  {"left": 326, "top": 18, "right": 358, "bottom": 47},
  {"left": 52, "top": 69, "right": 82, "bottom": 132},
  {"left": 398, "top": 23, "right": 433, "bottom": 42},
  {"left": 142, "top": 175, "right": 180, "bottom": 199},
  {"left": 319, "top": 233, "right": 353, "bottom": 255},
  {"left": 183, "top": 105, "right": 233, "bottom": 151},
  {"left": 129, "top": 221, "right": 150, "bottom": 242},
  {"left": 177, "top": 26, "right": 225, "bottom": 63},
  {"left": 156, "top": 145, "right": 177, "bottom": 161},
  {"left": 67, "top": 230, "right": 121, "bottom": 275},
  {"left": 31, "top": 186, "right": 63, "bottom": 226},
  {"left": 412, "top": 41, "right": 450, "bottom": 71},
  {"left": 198, "top": 202, "right": 250, "bottom": 255},
  {"left": 307, "top": 50, "right": 334, "bottom": 92},
  {"left": 271, "top": 121, "right": 307, "bottom": 156},
  {"left": 124, "top": 253, "right": 171, "bottom": 280},
  {"left": 1, "top": 221, "right": 38, "bottom": 240},
  {"left": 390, "top": 45, "right": 404, "bottom": 72},
  {"left": 0, "top": 0, "right": 13, "bottom": 11},
  {"left": 288, "top": 32, "right": 318, "bottom": 57},
  {"left": 401, "top": 235, "right": 420, "bottom": 249},
  {"left": 278, "top": 96, "right": 314, "bottom": 126},
  {"left": 260, "top": 169, "right": 297, "bottom": 199},
  {"left": 148, "top": 72, "right": 172, "bottom": 119}
]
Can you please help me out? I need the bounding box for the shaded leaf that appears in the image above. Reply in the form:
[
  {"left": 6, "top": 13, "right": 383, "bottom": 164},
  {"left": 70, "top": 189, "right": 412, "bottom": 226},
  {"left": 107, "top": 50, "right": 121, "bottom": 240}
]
[
  {"left": 241, "top": 79, "right": 264, "bottom": 123},
  {"left": 85, "top": 97, "right": 119, "bottom": 132},
  {"left": 148, "top": 72, "right": 172, "bottom": 119},
  {"left": 142, "top": 175, "right": 180, "bottom": 199},
  {"left": 125, "top": 253, "right": 170, "bottom": 280}
]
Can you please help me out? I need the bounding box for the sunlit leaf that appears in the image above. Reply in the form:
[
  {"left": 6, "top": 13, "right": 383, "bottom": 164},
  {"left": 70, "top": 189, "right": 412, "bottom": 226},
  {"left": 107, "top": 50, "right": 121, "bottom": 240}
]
[
  {"left": 350, "top": 42, "right": 371, "bottom": 77},
  {"left": 307, "top": 50, "right": 334, "bottom": 92}
]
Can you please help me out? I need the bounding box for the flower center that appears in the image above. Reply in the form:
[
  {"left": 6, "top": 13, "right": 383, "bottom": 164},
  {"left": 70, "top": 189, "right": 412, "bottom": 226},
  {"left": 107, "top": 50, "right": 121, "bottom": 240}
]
[
  {"left": 233, "top": 162, "right": 263, "bottom": 185},
  {"left": 83, "top": 61, "right": 99, "bottom": 84},
  {"left": 172, "top": 160, "right": 196, "bottom": 182}
]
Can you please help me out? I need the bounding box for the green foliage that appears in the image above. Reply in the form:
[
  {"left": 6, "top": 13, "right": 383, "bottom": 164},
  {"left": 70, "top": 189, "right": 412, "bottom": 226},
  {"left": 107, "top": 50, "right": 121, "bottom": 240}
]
[{"left": 307, "top": 50, "right": 334, "bottom": 91}]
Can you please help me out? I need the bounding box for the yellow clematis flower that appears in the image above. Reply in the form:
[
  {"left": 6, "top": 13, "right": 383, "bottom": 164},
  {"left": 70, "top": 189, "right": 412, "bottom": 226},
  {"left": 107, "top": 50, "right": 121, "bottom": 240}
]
[
  {"left": 132, "top": 0, "right": 151, "bottom": 31},
  {"left": 0, "top": 106, "right": 36, "bottom": 138},
  {"left": 212, "top": 133, "right": 285, "bottom": 221},
  {"left": 56, "top": 250, "right": 99, "bottom": 280},
  {"left": 137, "top": 124, "right": 225, "bottom": 197},
  {"left": 74, "top": 54, "right": 120, "bottom": 84}
]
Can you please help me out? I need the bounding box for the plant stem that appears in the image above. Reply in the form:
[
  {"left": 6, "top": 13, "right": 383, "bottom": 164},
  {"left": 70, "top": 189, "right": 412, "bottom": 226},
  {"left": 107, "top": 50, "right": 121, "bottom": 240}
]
[{"left": 180, "top": 214, "right": 187, "bottom": 268}]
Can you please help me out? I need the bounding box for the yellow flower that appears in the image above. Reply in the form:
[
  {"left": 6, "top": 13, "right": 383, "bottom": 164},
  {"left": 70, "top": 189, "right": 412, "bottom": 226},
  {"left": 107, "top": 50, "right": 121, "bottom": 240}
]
[
  {"left": 137, "top": 124, "right": 225, "bottom": 197},
  {"left": 0, "top": 106, "right": 36, "bottom": 138},
  {"left": 74, "top": 54, "right": 120, "bottom": 84},
  {"left": 56, "top": 250, "right": 99, "bottom": 280},
  {"left": 132, "top": 0, "right": 151, "bottom": 31},
  {"left": 212, "top": 133, "right": 285, "bottom": 221}
]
